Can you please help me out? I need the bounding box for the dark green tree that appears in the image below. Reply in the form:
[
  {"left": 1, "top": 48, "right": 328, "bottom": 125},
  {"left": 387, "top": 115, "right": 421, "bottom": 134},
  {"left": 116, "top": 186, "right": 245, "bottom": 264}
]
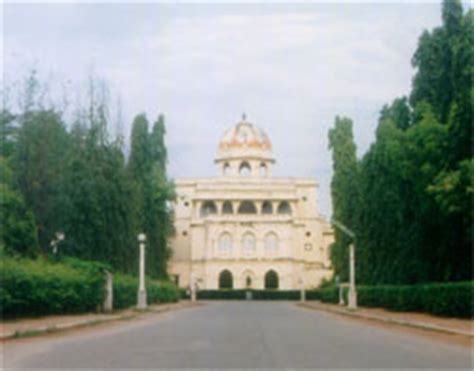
[
  {"left": 328, "top": 116, "right": 359, "bottom": 282},
  {"left": 0, "top": 157, "right": 39, "bottom": 256},
  {"left": 13, "top": 109, "right": 69, "bottom": 251}
]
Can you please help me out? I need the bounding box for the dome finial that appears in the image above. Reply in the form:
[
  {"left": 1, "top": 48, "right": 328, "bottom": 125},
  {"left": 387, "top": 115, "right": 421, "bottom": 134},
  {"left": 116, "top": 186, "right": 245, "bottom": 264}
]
[{"left": 242, "top": 112, "right": 247, "bottom": 121}]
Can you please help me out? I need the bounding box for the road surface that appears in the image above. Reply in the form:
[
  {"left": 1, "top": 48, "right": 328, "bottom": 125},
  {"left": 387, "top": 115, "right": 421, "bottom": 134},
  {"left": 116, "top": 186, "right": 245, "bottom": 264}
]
[{"left": 3, "top": 301, "right": 472, "bottom": 369}]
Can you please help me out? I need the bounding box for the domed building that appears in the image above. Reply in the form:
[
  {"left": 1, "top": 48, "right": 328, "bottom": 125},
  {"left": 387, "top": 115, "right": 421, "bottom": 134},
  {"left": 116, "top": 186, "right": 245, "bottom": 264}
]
[{"left": 169, "top": 115, "right": 334, "bottom": 290}]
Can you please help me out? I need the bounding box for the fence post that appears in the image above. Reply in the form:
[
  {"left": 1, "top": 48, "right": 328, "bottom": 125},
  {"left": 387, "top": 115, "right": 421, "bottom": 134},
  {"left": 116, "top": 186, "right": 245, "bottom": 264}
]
[{"left": 103, "top": 270, "right": 113, "bottom": 312}]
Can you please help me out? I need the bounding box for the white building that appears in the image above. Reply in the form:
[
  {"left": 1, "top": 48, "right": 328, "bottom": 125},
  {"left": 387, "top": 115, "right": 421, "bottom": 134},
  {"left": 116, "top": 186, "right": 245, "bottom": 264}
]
[{"left": 169, "top": 116, "right": 333, "bottom": 290}]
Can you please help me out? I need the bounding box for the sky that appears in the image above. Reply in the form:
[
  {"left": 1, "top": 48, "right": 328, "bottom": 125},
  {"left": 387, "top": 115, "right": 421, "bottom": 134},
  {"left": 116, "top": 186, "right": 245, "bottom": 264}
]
[{"left": 2, "top": 1, "right": 454, "bottom": 217}]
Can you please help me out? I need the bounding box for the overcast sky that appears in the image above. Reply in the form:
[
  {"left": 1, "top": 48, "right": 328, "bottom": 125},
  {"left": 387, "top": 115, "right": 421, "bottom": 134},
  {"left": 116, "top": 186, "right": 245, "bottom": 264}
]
[{"left": 3, "top": 1, "right": 453, "bottom": 217}]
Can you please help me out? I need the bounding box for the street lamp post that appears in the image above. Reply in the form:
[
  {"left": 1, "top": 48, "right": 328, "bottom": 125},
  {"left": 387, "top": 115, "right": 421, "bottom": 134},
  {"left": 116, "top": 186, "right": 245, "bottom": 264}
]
[
  {"left": 348, "top": 243, "right": 357, "bottom": 309},
  {"left": 299, "top": 276, "right": 306, "bottom": 302},
  {"left": 50, "top": 231, "right": 65, "bottom": 255},
  {"left": 137, "top": 233, "right": 147, "bottom": 309},
  {"left": 331, "top": 219, "right": 357, "bottom": 310}
]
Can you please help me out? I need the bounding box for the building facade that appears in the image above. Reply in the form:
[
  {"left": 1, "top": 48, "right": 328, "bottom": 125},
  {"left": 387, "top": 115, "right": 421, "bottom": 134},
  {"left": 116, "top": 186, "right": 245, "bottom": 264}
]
[{"left": 169, "top": 117, "right": 334, "bottom": 290}]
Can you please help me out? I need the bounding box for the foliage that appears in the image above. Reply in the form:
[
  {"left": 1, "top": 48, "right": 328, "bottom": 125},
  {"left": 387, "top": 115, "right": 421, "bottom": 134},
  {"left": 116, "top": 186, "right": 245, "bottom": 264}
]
[
  {"left": 12, "top": 109, "right": 69, "bottom": 251},
  {"left": 328, "top": 116, "right": 359, "bottom": 282},
  {"left": 354, "top": 282, "right": 473, "bottom": 318},
  {"left": 1, "top": 73, "right": 173, "bottom": 277},
  {"left": 196, "top": 289, "right": 318, "bottom": 301},
  {"left": 0, "top": 157, "right": 39, "bottom": 256},
  {"left": 328, "top": 0, "right": 473, "bottom": 285},
  {"left": 113, "top": 273, "right": 179, "bottom": 309},
  {"left": 128, "top": 114, "right": 174, "bottom": 278},
  {"left": 0, "top": 256, "right": 105, "bottom": 318}
]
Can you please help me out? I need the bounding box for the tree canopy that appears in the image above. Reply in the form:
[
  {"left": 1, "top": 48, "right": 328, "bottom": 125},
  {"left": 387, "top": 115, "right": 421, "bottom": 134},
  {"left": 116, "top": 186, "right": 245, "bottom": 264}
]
[{"left": 328, "top": 0, "right": 473, "bottom": 285}]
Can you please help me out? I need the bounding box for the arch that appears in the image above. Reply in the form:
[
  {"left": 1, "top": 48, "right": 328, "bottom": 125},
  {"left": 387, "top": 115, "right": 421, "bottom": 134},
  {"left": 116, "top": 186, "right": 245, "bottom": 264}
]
[
  {"left": 239, "top": 161, "right": 251, "bottom": 176},
  {"left": 277, "top": 201, "right": 292, "bottom": 215},
  {"left": 259, "top": 162, "right": 268, "bottom": 176},
  {"left": 261, "top": 201, "right": 273, "bottom": 214},
  {"left": 219, "top": 269, "right": 233, "bottom": 289},
  {"left": 200, "top": 201, "right": 217, "bottom": 217},
  {"left": 264, "top": 270, "right": 279, "bottom": 289},
  {"left": 222, "top": 201, "right": 233, "bottom": 214},
  {"left": 223, "top": 162, "right": 231, "bottom": 176},
  {"left": 218, "top": 232, "right": 233, "bottom": 252},
  {"left": 238, "top": 201, "right": 257, "bottom": 214},
  {"left": 264, "top": 232, "right": 279, "bottom": 252},
  {"left": 241, "top": 232, "right": 256, "bottom": 253}
]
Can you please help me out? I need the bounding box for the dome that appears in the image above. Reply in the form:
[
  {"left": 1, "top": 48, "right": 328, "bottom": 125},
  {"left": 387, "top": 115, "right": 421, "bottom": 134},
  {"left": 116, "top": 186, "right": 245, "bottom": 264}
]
[{"left": 216, "top": 116, "right": 274, "bottom": 162}]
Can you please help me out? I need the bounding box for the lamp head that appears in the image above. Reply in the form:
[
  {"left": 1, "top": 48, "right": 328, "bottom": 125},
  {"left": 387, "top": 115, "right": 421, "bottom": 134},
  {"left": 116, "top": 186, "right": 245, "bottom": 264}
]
[{"left": 138, "top": 233, "right": 146, "bottom": 243}]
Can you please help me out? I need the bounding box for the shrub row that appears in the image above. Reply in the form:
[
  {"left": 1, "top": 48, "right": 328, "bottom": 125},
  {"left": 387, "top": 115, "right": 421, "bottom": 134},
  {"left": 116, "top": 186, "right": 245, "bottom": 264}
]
[
  {"left": 1, "top": 256, "right": 105, "bottom": 318},
  {"left": 196, "top": 289, "right": 319, "bottom": 301},
  {"left": 355, "top": 282, "right": 473, "bottom": 318},
  {"left": 113, "top": 273, "right": 180, "bottom": 309},
  {"left": 1, "top": 256, "right": 180, "bottom": 318},
  {"left": 316, "top": 282, "right": 473, "bottom": 318}
]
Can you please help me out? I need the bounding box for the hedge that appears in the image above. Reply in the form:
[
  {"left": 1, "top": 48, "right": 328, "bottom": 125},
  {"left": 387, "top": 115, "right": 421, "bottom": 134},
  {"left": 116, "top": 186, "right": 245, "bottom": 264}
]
[
  {"left": 196, "top": 289, "right": 318, "bottom": 301},
  {"left": 0, "top": 256, "right": 181, "bottom": 318},
  {"left": 355, "top": 282, "right": 473, "bottom": 318},
  {"left": 113, "top": 273, "right": 180, "bottom": 309},
  {"left": 317, "top": 282, "right": 473, "bottom": 318},
  {"left": 1, "top": 256, "right": 105, "bottom": 318}
]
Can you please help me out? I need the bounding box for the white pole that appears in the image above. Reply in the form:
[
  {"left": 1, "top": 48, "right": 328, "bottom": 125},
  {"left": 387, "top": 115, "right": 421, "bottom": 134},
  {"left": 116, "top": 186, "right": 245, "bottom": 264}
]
[
  {"left": 348, "top": 243, "right": 357, "bottom": 309},
  {"left": 300, "top": 277, "right": 305, "bottom": 302},
  {"left": 137, "top": 235, "right": 147, "bottom": 309},
  {"left": 190, "top": 272, "right": 196, "bottom": 302}
]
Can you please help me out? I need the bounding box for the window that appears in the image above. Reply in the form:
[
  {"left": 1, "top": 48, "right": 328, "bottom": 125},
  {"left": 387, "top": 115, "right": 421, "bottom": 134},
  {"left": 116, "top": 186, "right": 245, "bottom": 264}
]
[
  {"left": 304, "top": 243, "right": 312, "bottom": 251},
  {"left": 222, "top": 201, "right": 233, "bottom": 214},
  {"left": 223, "top": 162, "right": 230, "bottom": 175},
  {"left": 277, "top": 201, "right": 292, "bottom": 215},
  {"left": 238, "top": 201, "right": 257, "bottom": 214},
  {"left": 259, "top": 162, "right": 267, "bottom": 176},
  {"left": 264, "top": 232, "right": 278, "bottom": 252},
  {"left": 242, "top": 232, "right": 256, "bottom": 253},
  {"left": 264, "top": 270, "right": 279, "bottom": 289},
  {"left": 182, "top": 230, "right": 188, "bottom": 237},
  {"left": 200, "top": 201, "right": 217, "bottom": 217},
  {"left": 261, "top": 201, "right": 273, "bottom": 214},
  {"left": 219, "top": 270, "right": 233, "bottom": 289},
  {"left": 305, "top": 231, "right": 311, "bottom": 237},
  {"left": 218, "top": 232, "right": 233, "bottom": 252},
  {"left": 239, "top": 161, "right": 251, "bottom": 176}
]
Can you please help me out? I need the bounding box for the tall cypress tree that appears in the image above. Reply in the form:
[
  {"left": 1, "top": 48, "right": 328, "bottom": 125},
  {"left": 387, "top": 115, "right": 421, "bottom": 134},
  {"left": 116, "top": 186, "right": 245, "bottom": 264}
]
[{"left": 328, "top": 116, "right": 359, "bottom": 282}]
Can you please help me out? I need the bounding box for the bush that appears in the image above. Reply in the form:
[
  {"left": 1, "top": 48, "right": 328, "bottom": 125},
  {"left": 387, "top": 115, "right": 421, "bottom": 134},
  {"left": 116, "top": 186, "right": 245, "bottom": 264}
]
[
  {"left": 317, "top": 282, "right": 473, "bottom": 318},
  {"left": 0, "top": 256, "right": 105, "bottom": 318},
  {"left": 196, "top": 289, "right": 320, "bottom": 301},
  {"left": 318, "top": 286, "right": 341, "bottom": 304},
  {"left": 355, "top": 282, "right": 473, "bottom": 318},
  {"left": 113, "top": 273, "right": 179, "bottom": 309}
]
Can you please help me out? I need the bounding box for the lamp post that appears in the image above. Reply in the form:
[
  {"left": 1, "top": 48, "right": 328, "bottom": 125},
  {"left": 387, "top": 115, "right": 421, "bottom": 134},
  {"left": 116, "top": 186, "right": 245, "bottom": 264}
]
[
  {"left": 137, "top": 233, "right": 147, "bottom": 309},
  {"left": 299, "top": 276, "right": 306, "bottom": 302},
  {"left": 50, "top": 231, "right": 65, "bottom": 255},
  {"left": 335, "top": 275, "right": 344, "bottom": 305},
  {"left": 331, "top": 219, "right": 357, "bottom": 310}
]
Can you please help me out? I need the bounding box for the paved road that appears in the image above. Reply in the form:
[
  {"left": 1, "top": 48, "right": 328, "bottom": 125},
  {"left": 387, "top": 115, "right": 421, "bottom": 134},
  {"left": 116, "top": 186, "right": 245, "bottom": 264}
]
[{"left": 4, "top": 302, "right": 472, "bottom": 369}]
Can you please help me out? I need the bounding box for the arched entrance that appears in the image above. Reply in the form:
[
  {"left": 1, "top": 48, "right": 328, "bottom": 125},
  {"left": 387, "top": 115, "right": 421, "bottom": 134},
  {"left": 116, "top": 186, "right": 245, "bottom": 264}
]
[
  {"left": 264, "top": 270, "right": 279, "bottom": 289},
  {"left": 219, "top": 269, "right": 233, "bottom": 289}
]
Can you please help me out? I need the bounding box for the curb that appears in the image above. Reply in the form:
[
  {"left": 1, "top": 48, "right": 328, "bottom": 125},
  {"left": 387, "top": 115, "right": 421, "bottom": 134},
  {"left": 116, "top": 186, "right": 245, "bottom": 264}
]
[
  {"left": 297, "top": 302, "right": 473, "bottom": 338},
  {"left": 0, "top": 301, "right": 199, "bottom": 341}
]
